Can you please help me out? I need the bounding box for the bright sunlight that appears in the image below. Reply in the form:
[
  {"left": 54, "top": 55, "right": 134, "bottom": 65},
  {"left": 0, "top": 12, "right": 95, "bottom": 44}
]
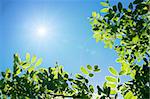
[{"left": 37, "top": 26, "right": 47, "bottom": 38}]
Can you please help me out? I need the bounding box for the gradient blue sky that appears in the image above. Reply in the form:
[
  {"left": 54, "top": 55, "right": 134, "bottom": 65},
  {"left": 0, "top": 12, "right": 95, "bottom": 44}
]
[{"left": 0, "top": 0, "right": 133, "bottom": 86}]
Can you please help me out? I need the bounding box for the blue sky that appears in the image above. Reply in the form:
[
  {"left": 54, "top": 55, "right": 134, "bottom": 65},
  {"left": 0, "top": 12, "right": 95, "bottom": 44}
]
[{"left": 0, "top": 0, "right": 133, "bottom": 86}]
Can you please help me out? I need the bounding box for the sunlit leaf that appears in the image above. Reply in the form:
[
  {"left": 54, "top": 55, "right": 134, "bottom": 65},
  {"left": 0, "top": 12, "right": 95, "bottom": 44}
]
[
  {"left": 31, "top": 55, "right": 36, "bottom": 64},
  {"left": 35, "top": 58, "right": 42, "bottom": 67},
  {"left": 108, "top": 66, "right": 118, "bottom": 76},
  {"left": 130, "top": 69, "right": 136, "bottom": 79},
  {"left": 28, "top": 66, "right": 35, "bottom": 73},
  {"left": 6, "top": 68, "right": 10, "bottom": 74},
  {"left": 75, "top": 74, "right": 84, "bottom": 79},
  {"left": 124, "top": 91, "right": 137, "bottom": 99},
  {"left": 92, "top": 12, "right": 97, "bottom": 17},
  {"left": 89, "top": 85, "right": 94, "bottom": 93},
  {"left": 80, "top": 66, "right": 89, "bottom": 74},
  {"left": 26, "top": 53, "right": 30, "bottom": 62},
  {"left": 105, "top": 76, "right": 117, "bottom": 82},
  {"left": 15, "top": 68, "right": 21, "bottom": 76},
  {"left": 132, "top": 35, "right": 139, "bottom": 43},
  {"left": 100, "top": 8, "right": 109, "bottom": 13},
  {"left": 22, "top": 63, "right": 30, "bottom": 69},
  {"left": 106, "top": 82, "right": 116, "bottom": 88},
  {"left": 100, "top": 2, "right": 109, "bottom": 7},
  {"left": 110, "top": 89, "right": 117, "bottom": 95}
]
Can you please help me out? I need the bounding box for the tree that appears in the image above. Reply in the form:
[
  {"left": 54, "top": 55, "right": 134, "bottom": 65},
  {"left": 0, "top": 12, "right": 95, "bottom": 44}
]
[
  {"left": 0, "top": 0, "right": 149, "bottom": 98},
  {"left": 90, "top": 0, "right": 150, "bottom": 98}
]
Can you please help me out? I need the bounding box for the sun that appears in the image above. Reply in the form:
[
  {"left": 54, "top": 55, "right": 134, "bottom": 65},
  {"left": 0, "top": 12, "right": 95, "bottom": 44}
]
[{"left": 37, "top": 26, "right": 47, "bottom": 37}]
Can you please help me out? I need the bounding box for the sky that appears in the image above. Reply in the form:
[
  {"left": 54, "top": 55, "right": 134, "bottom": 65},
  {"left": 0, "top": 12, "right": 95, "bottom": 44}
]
[{"left": 0, "top": 0, "right": 133, "bottom": 87}]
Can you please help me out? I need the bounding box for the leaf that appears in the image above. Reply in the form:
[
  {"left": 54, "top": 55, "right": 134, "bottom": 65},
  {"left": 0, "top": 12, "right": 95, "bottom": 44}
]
[
  {"left": 28, "top": 66, "right": 35, "bottom": 73},
  {"left": 100, "top": 2, "right": 109, "bottom": 7},
  {"left": 16, "top": 68, "right": 21, "bottom": 76},
  {"left": 94, "top": 69, "right": 100, "bottom": 72},
  {"left": 89, "top": 85, "right": 94, "bottom": 93},
  {"left": 132, "top": 35, "right": 139, "bottom": 43},
  {"left": 100, "top": 8, "right": 109, "bottom": 13},
  {"left": 113, "top": 5, "right": 117, "bottom": 12},
  {"left": 94, "top": 65, "right": 98, "bottom": 69},
  {"left": 106, "top": 82, "right": 116, "bottom": 88},
  {"left": 87, "top": 65, "right": 92, "bottom": 70},
  {"left": 6, "top": 68, "right": 11, "bottom": 74},
  {"left": 92, "top": 12, "right": 97, "bottom": 17},
  {"left": 32, "top": 74, "right": 38, "bottom": 82},
  {"left": 133, "top": 0, "right": 143, "bottom": 4},
  {"left": 110, "top": 89, "right": 117, "bottom": 95},
  {"left": 130, "top": 70, "right": 136, "bottom": 79},
  {"left": 97, "top": 85, "right": 103, "bottom": 95},
  {"left": 31, "top": 55, "right": 36, "bottom": 64},
  {"left": 105, "top": 76, "right": 117, "bottom": 82},
  {"left": 124, "top": 91, "right": 137, "bottom": 99},
  {"left": 129, "top": 3, "right": 133, "bottom": 9},
  {"left": 26, "top": 53, "right": 30, "bottom": 62},
  {"left": 108, "top": 66, "right": 118, "bottom": 76},
  {"left": 35, "top": 58, "right": 42, "bottom": 67},
  {"left": 89, "top": 73, "right": 94, "bottom": 77},
  {"left": 22, "top": 63, "right": 30, "bottom": 69},
  {"left": 118, "top": 2, "right": 123, "bottom": 12},
  {"left": 94, "top": 65, "right": 100, "bottom": 72},
  {"left": 93, "top": 32, "right": 101, "bottom": 42},
  {"left": 80, "top": 66, "right": 89, "bottom": 74},
  {"left": 75, "top": 74, "right": 84, "bottom": 79}
]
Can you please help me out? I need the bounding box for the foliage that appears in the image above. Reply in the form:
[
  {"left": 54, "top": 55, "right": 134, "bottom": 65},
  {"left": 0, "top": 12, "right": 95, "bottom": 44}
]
[
  {"left": 0, "top": 53, "right": 100, "bottom": 98},
  {"left": 90, "top": 0, "right": 150, "bottom": 98},
  {"left": 0, "top": 0, "right": 150, "bottom": 98}
]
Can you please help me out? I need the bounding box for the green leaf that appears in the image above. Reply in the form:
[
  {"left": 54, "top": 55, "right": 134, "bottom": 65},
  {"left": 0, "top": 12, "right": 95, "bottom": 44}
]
[
  {"left": 133, "top": 0, "right": 143, "bottom": 4},
  {"left": 92, "top": 12, "right": 97, "bottom": 17},
  {"left": 100, "top": 2, "right": 109, "bottom": 7},
  {"left": 22, "top": 63, "right": 30, "bottom": 69},
  {"left": 93, "top": 32, "right": 101, "bottom": 42},
  {"left": 100, "top": 8, "right": 109, "bottom": 13},
  {"left": 94, "top": 65, "right": 100, "bottom": 72},
  {"left": 5, "top": 68, "right": 11, "bottom": 78},
  {"left": 6, "top": 68, "right": 11, "bottom": 74},
  {"left": 132, "top": 35, "right": 139, "bottom": 43},
  {"left": 87, "top": 65, "right": 92, "bottom": 70},
  {"left": 80, "top": 66, "right": 89, "bottom": 74},
  {"left": 94, "top": 65, "right": 98, "bottom": 69},
  {"left": 130, "top": 69, "right": 136, "bottom": 79},
  {"left": 89, "top": 85, "right": 94, "bottom": 93},
  {"left": 119, "top": 71, "right": 126, "bottom": 75},
  {"left": 113, "top": 5, "right": 117, "bottom": 12},
  {"left": 35, "top": 58, "right": 42, "bottom": 67},
  {"left": 28, "top": 66, "right": 35, "bottom": 73},
  {"left": 15, "top": 68, "right": 21, "bottom": 76},
  {"left": 26, "top": 53, "right": 30, "bottom": 62},
  {"left": 110, "top": 89, "right": 117, "bottom": 95},
  {"left": 129, "top": 3, "right": 133, "bottom": 9},
  {"left": 75, "top": 74, "right": 84, "bottom": 79},
  {"left": 94, "top": 69, "right": 100, "bottom": 72},
  {"left": 118, "top": 2, "right": 123, "bottom": 12},
  {"left": 31, "top": 55, "right": 36, "bottom": 64},
  {"left": 124, "top": 91, "right": 137, "bottom": 99},
  {"left": 89, "top": 73, "right": 94, "bottom": 77},
  {"left": 105, "top": 76, "right": 117, "bottom": 82},
  {"left": 106, "top": 82, "right": 116, "bottom": 88},
  {"left": 108, "top": 66, "right": 118, "bottom": 76},
  {"left": 97, "top": 85, "right": 103, "bottom": 94}
]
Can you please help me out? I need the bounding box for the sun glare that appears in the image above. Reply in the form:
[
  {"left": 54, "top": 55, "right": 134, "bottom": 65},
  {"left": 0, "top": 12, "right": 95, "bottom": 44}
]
[{"left": 37, "top": 26, "right": 47, "bottom": 37}]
